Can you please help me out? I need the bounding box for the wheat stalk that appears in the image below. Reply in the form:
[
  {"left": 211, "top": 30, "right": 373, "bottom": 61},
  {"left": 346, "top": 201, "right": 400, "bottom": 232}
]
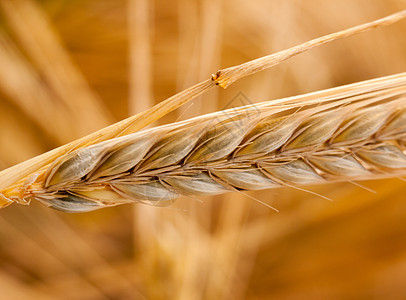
[
  {"left": 0, "top": 10, "right": 406, "bottom": 211},
  {"left": 3, "top": 72, "right": 402, "bottom": 212}
]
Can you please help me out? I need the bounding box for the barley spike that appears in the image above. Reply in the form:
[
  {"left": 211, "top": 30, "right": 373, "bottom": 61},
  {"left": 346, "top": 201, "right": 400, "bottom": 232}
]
[{"left": 13, "top": 72, "right": 406, "bottom": 212}]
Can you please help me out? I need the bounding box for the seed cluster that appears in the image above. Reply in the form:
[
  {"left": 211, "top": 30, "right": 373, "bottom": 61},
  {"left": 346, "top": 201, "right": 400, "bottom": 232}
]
[{"left": 26, "top": 80, "right": 406, "bottom": 212}]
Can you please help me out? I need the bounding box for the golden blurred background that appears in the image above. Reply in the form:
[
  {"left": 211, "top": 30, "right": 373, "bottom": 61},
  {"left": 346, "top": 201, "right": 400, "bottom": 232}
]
[{"left": 1, "top": 0, "right": 406, "bottom": 299}]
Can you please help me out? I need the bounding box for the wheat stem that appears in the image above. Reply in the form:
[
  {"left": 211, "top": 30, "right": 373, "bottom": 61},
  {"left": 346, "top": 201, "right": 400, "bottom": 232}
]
[{"left": 212, "top": 9, "right": 406, "bottom": 88}]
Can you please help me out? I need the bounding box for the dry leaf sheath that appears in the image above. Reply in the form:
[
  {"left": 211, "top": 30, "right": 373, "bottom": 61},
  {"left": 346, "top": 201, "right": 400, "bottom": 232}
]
[
  {"left": 3, "top": 72, "right": 405, "bottom": 212},
  {"left": 0, "top": 9, "right": 406, "bottom": 212}
]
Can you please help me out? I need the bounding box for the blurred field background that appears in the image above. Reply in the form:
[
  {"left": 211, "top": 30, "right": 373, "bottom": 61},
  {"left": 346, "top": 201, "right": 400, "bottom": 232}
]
[{"left": 0, "top": 0, "right": 406, "bottom": 299}]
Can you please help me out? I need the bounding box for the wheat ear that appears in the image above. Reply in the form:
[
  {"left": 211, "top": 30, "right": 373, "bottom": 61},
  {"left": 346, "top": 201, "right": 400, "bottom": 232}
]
[
  {"left": 5, "top": 72, "right": 403, "bottom": 212},
  {"left": 0, "top": 10, "right": 405, "bottom": 211}
]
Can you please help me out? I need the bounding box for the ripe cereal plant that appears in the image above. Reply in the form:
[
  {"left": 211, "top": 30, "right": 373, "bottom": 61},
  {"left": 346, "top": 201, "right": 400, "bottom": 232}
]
[
  {"left": 10, "top": 72, "right": 406, "bottom": 212},
  {"left": 0, "top": 10, "right": 405, "bottom": 212}
]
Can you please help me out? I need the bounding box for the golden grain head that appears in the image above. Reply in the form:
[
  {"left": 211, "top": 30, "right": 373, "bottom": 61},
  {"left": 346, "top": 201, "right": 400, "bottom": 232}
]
[{"left": 12, "top": 73, "right": 405, "bottom": 212}]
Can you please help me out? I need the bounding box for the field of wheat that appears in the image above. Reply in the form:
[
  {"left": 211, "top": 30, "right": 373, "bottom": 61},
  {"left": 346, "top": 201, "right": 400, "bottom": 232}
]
[{"left": 1, "top": 0, "right": 406, "bottom": 299}]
